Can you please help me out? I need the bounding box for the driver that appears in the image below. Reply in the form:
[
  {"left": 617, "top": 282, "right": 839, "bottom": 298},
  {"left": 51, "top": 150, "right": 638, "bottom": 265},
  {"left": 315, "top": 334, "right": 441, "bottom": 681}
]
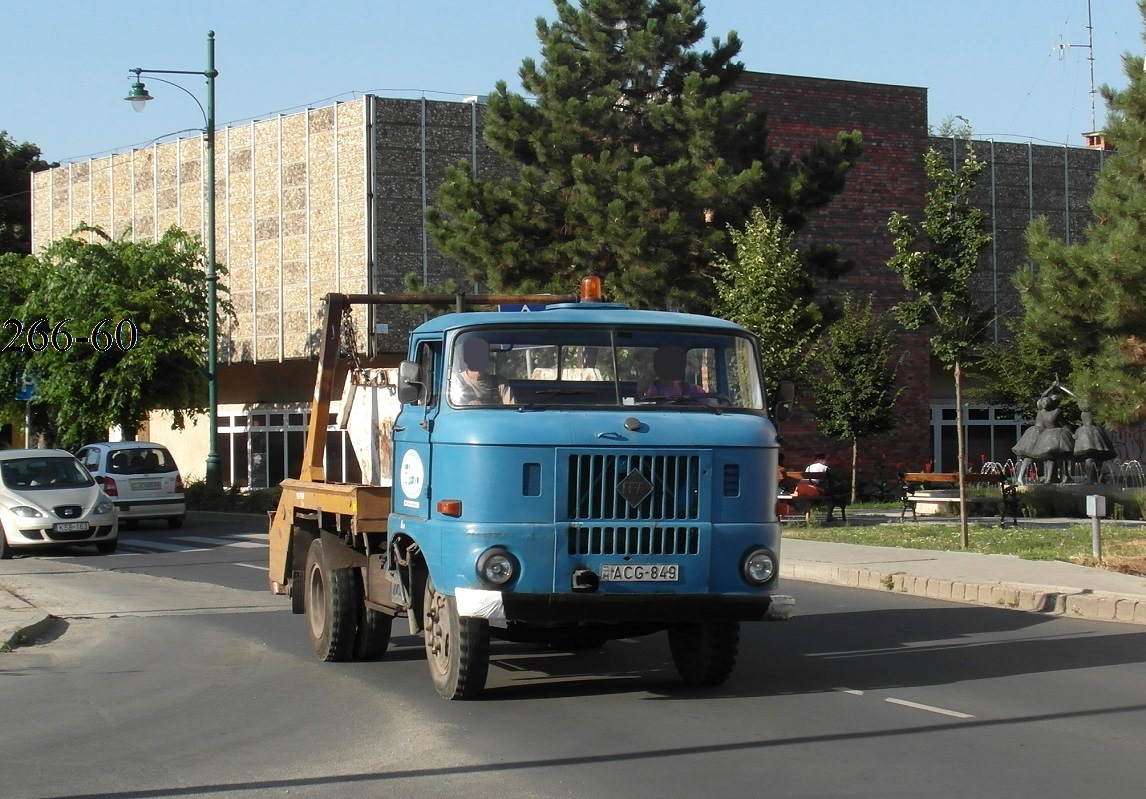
[
  {"left": 451, "top": 337, "right": 517, "bottom": 406},
  {"left": 638, "top": 345, "right": 707, "bottom": 400}
]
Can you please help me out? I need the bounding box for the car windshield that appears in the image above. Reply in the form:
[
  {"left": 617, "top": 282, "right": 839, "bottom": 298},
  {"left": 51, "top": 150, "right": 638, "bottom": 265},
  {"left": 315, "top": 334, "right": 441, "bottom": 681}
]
[
  {"left": 0, "top": 457, "right": 94, "bottom": 490},
  {"left": 106, "top": 447, "right": 176, "bottom": 475},
  {"left": 446, "top": 327, "right": 765, "bottom": 410}
]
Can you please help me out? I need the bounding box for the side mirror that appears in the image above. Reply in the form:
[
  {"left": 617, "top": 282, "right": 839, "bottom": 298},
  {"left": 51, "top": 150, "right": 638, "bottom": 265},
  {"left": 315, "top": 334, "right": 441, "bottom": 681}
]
[
  {"left": 771, "top": 380, "right": 796, "bottom": 422},
  {"left": 397, "top": 360, "right": 423, "bottom": 405}
]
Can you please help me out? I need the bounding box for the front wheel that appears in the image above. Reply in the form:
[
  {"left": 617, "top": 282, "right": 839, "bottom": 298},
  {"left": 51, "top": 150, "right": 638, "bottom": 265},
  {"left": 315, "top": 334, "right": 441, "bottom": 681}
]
[
  {"left": 668, "top": 621, "right": 740, "bottom": 687},
  {"left": 423, "top": 578, "right": 489, "bottom": 699}
]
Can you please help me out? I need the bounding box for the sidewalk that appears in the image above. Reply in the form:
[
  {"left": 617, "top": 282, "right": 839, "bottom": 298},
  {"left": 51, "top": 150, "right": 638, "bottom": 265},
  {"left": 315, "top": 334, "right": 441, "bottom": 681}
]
[
  {"left": 4, "top": 516, "right": 1146, "bottom": 650},
  {"left": 779, "top": 510, "right": 1146, "bottom": 625}
]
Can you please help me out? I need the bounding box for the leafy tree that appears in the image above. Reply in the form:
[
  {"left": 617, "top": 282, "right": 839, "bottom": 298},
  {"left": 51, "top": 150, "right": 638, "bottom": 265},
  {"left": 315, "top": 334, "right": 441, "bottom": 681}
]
[
  {"left": 428, "top": 0, "right": 862, "bottom": 313},
  {"left": 712, "top": 207, "right": 821, "bottom": 392},
  {"left": 929, "top": 114, "right": 973, "bottom": 139},
  {"left": 888, "top": 147, "right": 992, "bottom": 548},
  {"left": 0, "top": 131, "right": 54, "bottom": 256},
  {"left": 971, "top": 317, "right": 1072, "bottom": 421},
  {"left": 1017, "top": 2, "right": 1146, "bottom": 426},
  {"left": 806, "top": 295, "right": 905, "bottom": 503},
  {"left": 0, "top": 225, "right": 232, "bottom": 447}
]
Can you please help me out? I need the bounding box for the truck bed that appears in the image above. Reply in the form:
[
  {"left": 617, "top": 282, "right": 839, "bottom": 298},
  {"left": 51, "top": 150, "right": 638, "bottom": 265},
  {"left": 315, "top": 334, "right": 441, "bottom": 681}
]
[{"left": 268, "top": 478, "right": 392, "bottom": 592}]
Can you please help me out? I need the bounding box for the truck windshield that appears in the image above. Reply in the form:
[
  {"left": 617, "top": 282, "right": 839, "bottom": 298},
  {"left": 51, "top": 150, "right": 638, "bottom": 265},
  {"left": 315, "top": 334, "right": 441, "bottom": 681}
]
[{"left": 447, "top": 327, "right": 764, "bottom": 410}]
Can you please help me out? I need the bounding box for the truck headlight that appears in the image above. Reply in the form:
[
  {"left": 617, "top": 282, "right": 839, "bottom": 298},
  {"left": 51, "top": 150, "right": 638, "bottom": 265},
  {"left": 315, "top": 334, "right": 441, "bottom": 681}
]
[
  {"left": 476, "top": 547, "right": 519, "bottom": 589},
  {"left": 742, "top": 548, "right": 777, "bottom": 586}
]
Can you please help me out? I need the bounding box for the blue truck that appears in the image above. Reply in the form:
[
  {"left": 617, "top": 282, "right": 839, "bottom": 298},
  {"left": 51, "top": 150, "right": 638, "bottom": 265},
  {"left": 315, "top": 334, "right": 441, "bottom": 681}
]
[{"left": 268, "top": 278, "right": 791, "bottom": 699}]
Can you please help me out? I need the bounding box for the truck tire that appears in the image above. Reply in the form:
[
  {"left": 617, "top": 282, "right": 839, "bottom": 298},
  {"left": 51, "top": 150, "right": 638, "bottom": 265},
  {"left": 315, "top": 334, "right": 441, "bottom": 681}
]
[
  {"left": 423, "top": 578, "right": 489, "bottom": 699},
  {"left": 305, "top": 538, "right": 358, "bottom": 662},
  {"left": 352, "top": 572, "right": 393, "bottom": 661},
  {"left": 668, "top": 621, "right": 740, "bottom": 687}
]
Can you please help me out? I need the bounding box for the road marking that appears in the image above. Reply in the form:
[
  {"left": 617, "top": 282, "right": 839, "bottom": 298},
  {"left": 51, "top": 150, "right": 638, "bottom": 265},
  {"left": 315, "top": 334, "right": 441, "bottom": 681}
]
[
  {"left": 835, "top": 688, "right": 865, "bottom": 695},
  {"left": 233, "top": 562, "right": 269, "bottom": 571},
  {"left": 117, "top": 539, "right": 209, "bottom": 553},
  {"left": 885, "top": 698, "right": 974, "bottom": 718},
  {"left": 173, "top": 536, "right": 265, "bottom": 548}
]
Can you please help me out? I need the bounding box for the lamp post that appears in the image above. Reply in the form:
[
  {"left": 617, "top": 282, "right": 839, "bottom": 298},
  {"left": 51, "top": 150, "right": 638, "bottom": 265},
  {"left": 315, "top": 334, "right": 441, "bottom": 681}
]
[{"left": 124, "top": 31, "right": 221, "bottom": 488}]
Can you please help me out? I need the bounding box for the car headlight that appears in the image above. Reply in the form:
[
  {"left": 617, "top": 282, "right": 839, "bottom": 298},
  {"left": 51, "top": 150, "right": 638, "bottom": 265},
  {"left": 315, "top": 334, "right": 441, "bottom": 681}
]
[
  {"left": 95, "top": 500, "right": 115, "bottom": 515},
  {"left": 476, "top": 547, "right": 519, "bottom": 589},
  {"left": 11, "top": 506, "right": 44, "bottom": 518},
  {"left": 742, "top": 548, "right": 777, "bottom": 586}
]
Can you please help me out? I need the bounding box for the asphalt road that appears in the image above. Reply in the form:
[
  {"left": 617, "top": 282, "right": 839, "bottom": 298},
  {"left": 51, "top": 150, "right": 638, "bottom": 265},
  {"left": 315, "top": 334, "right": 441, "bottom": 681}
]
[{"left": 1, "top": 513, "right": 1144, "bottom": 799}]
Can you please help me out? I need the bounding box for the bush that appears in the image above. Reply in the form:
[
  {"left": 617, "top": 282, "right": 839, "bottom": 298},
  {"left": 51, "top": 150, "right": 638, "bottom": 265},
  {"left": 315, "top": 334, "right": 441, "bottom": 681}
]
[{"left": 184, "top": 480, "right": 282, "bottom": 514}]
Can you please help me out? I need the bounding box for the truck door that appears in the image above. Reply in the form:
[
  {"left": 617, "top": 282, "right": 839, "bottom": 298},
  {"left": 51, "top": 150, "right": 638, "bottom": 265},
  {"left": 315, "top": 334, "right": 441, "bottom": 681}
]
[{"left": 391, "top": 339, "right": 440, "bottom": 522}]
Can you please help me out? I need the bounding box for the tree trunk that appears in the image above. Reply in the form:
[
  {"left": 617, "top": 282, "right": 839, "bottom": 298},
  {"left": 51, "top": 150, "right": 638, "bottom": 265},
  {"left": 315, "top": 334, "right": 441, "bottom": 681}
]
[
  {"left": 851, "top": 436, "right": 859, "bottom": 504},
  {"left": 955, "top": 359, "right": 969, "bottom": 549}
]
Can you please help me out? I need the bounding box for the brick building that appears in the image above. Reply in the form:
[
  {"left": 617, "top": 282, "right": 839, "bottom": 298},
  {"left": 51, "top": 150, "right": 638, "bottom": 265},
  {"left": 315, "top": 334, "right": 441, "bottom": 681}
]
[{"left": 30, "top": 72, "right": 1128, "bottom": 487}]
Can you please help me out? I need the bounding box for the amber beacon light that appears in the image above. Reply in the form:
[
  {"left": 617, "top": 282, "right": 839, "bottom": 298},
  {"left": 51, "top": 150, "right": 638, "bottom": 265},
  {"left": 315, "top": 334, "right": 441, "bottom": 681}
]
[{"left": 580, "top": 276, "right": 603, "bottom": 302}]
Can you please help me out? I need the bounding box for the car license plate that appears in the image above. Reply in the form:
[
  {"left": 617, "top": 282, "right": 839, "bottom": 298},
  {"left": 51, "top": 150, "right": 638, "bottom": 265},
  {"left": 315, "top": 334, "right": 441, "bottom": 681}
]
[
  {"left": 132, "top": 480, "right": 161, "bottom": 491},
  {"left": 53, "top": 521, "right": 90, "bottom": 533},
  {"left": 599, "top": 564, "right": 679, "bottom": 582}
]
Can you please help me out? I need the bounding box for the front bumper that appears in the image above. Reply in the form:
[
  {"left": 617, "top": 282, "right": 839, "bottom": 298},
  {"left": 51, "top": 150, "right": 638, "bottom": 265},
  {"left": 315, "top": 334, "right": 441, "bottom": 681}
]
[
  {"left": 456, "top": 588, "right": 772, "bottom": 625},
  {"left": 5, "top": 520, "right": 118, "bottom": 546}
]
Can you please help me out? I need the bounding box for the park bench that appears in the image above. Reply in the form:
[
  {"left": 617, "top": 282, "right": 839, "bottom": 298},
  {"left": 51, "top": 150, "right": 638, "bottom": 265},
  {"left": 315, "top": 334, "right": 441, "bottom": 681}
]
[
  {"left": 898, "top": 471, "right": 1018, "bottom": 527},
  {"left": 778, "top": 470, "right": 848, "bottom": 523}
]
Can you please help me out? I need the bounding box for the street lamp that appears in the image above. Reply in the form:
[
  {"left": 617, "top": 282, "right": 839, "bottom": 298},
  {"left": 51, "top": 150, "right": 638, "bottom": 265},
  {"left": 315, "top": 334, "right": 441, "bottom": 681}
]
[{"left": 124, "top": 31, "right": 221, "bottom": 489}]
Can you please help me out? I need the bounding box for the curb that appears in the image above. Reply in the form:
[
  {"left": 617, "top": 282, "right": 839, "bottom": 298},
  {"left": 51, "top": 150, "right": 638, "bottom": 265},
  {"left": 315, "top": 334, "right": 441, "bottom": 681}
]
[
  {"left": 781, "top": 561, "right": 1146, "bottom": 626},
  {"left": 1, "top": 592, "right": 56, "bottom": 652}
]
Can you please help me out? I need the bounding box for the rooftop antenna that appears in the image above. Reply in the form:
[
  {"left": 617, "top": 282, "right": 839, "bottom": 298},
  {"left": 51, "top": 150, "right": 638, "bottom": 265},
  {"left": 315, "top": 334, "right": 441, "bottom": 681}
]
[{"left": 1058, "top": 0, "right": 1097, "bottom": 133}]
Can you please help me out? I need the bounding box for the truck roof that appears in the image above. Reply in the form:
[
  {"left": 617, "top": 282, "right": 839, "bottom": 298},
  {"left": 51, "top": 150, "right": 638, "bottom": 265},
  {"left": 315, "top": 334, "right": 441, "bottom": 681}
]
[{"left": 410, "top": 301, "right": 750, "bottom": 335}]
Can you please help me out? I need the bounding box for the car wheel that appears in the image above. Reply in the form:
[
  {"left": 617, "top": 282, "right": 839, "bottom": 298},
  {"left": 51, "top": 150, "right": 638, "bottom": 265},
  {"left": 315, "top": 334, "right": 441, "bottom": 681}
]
[
  {"left": 96, "top": 539, "right": 118, "bottom": 555},
  {"left": 0, "top": 527, "right": 13, "bottom": 560},
  {"left": 167, "top": 515, "right": 185, "bottom": 529},
  {"left": 123, "top": 519, "right": 139, "bottom": 530}
]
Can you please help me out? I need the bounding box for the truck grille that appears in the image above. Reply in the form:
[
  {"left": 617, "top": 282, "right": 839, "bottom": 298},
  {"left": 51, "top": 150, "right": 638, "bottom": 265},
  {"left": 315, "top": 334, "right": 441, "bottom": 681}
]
[
  {"left": 567, "top": 525, "right": 701, "bottom": 556},
  {"left": 566, "top": 453, "right": 701, "bottom": 521}
]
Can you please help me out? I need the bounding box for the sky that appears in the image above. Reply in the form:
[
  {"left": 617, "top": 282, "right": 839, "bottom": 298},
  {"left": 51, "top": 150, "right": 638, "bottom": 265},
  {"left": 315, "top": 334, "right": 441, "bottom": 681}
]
[{"left": 4, "top": 0, "right": 1144, "bottom": 165}]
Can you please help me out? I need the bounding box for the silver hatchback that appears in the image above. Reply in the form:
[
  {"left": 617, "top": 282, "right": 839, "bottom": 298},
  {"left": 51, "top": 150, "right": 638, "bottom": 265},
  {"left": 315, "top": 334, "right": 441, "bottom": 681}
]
[{"left": 77, "top": 442, "right": 187, "bottom": 529}]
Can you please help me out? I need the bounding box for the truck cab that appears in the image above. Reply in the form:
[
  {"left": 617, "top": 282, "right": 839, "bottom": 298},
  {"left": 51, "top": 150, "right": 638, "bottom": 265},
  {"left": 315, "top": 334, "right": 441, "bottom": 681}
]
[{"left": 390, "top": 288, "right": 783, "bottom": 697}]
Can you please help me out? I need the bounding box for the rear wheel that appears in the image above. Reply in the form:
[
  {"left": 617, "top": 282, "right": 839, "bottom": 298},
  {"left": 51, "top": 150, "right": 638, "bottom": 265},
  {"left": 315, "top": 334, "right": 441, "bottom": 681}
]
[
  {"left": 423, "top": 578, "right": 489, "bottom": 699},
  {"left": 167, "top": 515, "right": 185, "bottom": 529},
  {"left": 668, "top": 621, "right": 740, "bottom": 687},
  {"left": 304, "top": 538, "right": 358, "bottom": 661},
  {"left": 352, "top": 571, "right": 393, "bottom": 661}
]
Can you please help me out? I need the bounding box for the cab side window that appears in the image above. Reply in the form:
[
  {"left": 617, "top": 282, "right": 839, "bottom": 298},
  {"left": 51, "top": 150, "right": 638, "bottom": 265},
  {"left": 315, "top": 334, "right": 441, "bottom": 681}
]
[{"left": 415, "top": 341, "right": 440, "bottom": 407}]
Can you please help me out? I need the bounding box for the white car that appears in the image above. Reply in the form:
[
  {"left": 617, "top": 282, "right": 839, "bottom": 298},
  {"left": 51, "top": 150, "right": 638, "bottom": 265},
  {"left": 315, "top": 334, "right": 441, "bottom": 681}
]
[
  {"left": 0, "top": 449, "right": 119, "bottom": 558},
  {"left": 77, "top": 442, "right": 187, "bottom": 529}
]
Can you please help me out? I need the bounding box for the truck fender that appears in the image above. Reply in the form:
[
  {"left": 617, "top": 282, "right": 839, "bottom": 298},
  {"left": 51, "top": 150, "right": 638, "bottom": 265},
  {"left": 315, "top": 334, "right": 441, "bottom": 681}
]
[{"left": 390, "top": 535, "right": 428, "bottom": 635}]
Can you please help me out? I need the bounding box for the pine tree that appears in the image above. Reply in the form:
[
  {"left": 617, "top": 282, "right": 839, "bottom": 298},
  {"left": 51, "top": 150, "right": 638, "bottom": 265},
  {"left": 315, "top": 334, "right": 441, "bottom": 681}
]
[
  {"left": 1018, "top": 1, "right": 1146, "bottom": 426},
  {"left": 807, "top": 296, "right": 905, "bottom": 503},
  {"left": 427, "top": 0, "right": 862, "bottom": 312},
  {"left": 888, "top": 147, "right": 992, "bottom": 548}
]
